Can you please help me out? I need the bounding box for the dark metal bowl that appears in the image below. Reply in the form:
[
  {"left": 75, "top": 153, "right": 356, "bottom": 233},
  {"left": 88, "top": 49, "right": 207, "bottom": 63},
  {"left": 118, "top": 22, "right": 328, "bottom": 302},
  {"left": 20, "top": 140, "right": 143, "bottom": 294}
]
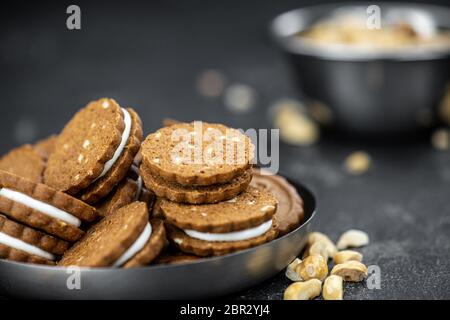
[
  {"left": 0, "top": 177, "right": 315, "bottom": 299},
  {"left": 271, "top": 2, "right": 450, "bottom": 135}
]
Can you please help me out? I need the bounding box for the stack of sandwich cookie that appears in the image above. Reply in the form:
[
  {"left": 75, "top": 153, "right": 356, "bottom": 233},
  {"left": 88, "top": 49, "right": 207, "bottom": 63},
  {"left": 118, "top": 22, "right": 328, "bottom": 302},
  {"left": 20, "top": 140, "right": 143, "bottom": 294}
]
[
  {"left": 140, "top": 121, "right": 254, "bottom": 204},
  {"left": 140, "top": 121, "right": 280, "bottom": 256},
  {"left": 59, "top": 202, "right": 165, "bottom": 268},
  {"left": 44, "top": 98, "right": 143, "bottom": 204},
  {"left": 0, "top": 170, "right": 97, "bottom": 264}
]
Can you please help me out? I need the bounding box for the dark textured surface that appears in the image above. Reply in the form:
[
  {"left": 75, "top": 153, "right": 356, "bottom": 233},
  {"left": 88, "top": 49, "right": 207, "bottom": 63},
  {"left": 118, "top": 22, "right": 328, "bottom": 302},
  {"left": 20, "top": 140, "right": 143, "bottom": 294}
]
[{"left": 1, "top": 0, "right": 449, "bottom": 299}]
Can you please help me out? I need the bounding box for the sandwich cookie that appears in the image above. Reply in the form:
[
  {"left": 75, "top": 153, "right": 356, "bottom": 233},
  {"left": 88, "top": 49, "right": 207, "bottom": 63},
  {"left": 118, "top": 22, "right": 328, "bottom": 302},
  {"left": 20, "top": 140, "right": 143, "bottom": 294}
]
[
  {"left": 0, "top": 214, "right": 69, "bottom": 265},
  {"left": 251, "top": 170, "right": 304, "bottom": 236},
  {"left": 141, "top": 166, "right": 252, "bottom": 204},
  {"left": 59, "top": 202, "right": 166, "bottom": 268},
  {"left": 0, "top": 170, "right": 97, "bottom": 242},
  {"left": 161, "top": 186, "right": 279, "bottom": 256},
  {"left": 44, "top": 98, "right": 143, "bottom": 204},
  {"left": 141, "top": 121, "right": 254, "bottom": 187},
  {"left": 0, "top": 145, "right": 46, "bottom": 183}
]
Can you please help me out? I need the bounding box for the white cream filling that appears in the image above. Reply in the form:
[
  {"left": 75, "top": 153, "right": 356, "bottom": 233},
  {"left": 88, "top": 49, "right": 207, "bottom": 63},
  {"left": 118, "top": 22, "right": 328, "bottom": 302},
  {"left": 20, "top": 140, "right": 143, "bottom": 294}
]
[
  {"left": 0, "top": 188, "right": 81, "bottom": 227},
  {"left": 97, "top": 108, "right": 132, "bottom": 180},
  {"left": 0, "top": 231, "right": 55, "bottom": 261},
  {"left": 184, "top": 219, "right": 273, "bottom": 242},
  {"left": 113, "top": 222, "right": 152, "bottom": 267}
]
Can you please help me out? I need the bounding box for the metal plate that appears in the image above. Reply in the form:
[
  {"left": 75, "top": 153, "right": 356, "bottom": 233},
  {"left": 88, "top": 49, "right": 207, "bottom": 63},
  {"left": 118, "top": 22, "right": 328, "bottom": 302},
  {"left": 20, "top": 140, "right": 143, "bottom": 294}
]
[{"left": 0, "top": 177, "right": 315, "bottom": 299}]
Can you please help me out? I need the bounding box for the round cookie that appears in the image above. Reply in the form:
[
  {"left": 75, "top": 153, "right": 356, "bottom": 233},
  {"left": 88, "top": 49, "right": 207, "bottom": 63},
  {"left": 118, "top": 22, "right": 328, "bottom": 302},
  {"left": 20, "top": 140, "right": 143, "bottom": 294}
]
[
  {"left": 166, "top": 221, "right": 278, "bottom": 257},
  {"left": 160, "top": 185, "right": 278, "bottom": 233},
  {"left": 0, "top": 214, "right": 69, "bottom": 265},
  {"left": 44, "top": 98, "right": 143, "bottom": 204},
  {"left": 141, "top": 165, "right": 252, "bottom": 204},
  {"left": 251, "top": 170, "right": 304, "bottom": 236},
  {"left": 0, "top": 145, "right": 46, "bottom": 183},
  {"left": 58, "top": 202, "right": 166, "bottom": 268},
  {"left": 141, "top": 121, "right": 254, "bottom": 186},
  {"left": 0, "top": 170, "right": 97, "bottom": 242}
]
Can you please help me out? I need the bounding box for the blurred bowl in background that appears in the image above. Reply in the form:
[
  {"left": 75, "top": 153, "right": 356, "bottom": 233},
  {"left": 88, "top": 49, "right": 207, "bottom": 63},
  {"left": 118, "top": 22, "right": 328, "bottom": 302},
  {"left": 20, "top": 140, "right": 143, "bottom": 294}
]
[{"left": 271, "top": 2, "right": 450, "bottom": 135}]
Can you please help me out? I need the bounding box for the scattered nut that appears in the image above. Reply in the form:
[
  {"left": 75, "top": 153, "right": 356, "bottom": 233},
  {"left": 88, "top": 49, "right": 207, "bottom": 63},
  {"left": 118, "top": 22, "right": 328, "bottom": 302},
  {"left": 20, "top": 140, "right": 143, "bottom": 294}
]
[
  {"left": 297, "top": 254, "right": 328, "bottom": 281},
  {"left": 431, "top": 128, "right": 450, "bottom": 151},
  {"left": 307, "top": 232, "right": 337, "bottom": 258},
  {"left": 333, "top": 250, "right": 363, "bottom": 264},
  {"left": 273, "top": 99, "right": 320, "bottom": 146},
  {"left": 336, "top": 229, "right": 369, "bottom": 250},
  {"left": 344, "top": 151, "right": 371, "bottom": 175},
  {"left": 224, "top": 84, "right": 256, "bottom": 113},
  {"left": 322, "top": 275, "right": 343, "bottom": 300},
  {"left": 285, "top": 258, "right": 302, "bottom": 281},
  {"left": 303, "top": 241, "right": 329, "bottom": 261},
  {"left": 331, "top": 261, "right": 368, "bottom": 282},
  {"left": 283, "top": 279, "right": 322, "bottom": 300}
]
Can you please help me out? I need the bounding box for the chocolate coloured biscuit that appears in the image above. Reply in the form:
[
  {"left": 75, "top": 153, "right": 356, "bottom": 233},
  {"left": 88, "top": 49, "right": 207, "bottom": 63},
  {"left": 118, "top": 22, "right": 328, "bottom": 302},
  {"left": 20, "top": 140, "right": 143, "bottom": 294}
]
[
  {"left": 166, "top": 221, "right": 279, "bottom": 257},
  {"left": 251, "top": 170, "right": 304, "bottom": 236},
  {"left": 160, "top": 185, "right": 277, "bottom": 233},
  {"left": 33, "top": 134, "right": 58, "bottom": 159},
  {"left": 0, "top": 170, "right": 97, "bottom": 242},
  {"left": 59, "top": 202, "right": 163, "bottom": 267},
  {"left": 44, "top": 98, "right": 143, "bottom": 205},
  {"left": 141, "top": 121, "right": 254, "bottom": 186},
  {"left": 95, "top": 177, "right": 138, "bottom": 218},
  {"left": 0, "top": 145, "right": 46, "bottom": 183},
  {"left": 141, "top": 165, "right": 252, "bottom": 204},
  {"left": 0, "top": 214, "right": 69, "bottom": 265}
]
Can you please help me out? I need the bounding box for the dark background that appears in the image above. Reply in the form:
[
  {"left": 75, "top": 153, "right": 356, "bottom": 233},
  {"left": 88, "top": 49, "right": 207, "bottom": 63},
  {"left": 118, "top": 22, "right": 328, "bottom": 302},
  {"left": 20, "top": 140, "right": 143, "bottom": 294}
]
[{"left": 1, "top": 0, "right": 449, "bottom": 299}]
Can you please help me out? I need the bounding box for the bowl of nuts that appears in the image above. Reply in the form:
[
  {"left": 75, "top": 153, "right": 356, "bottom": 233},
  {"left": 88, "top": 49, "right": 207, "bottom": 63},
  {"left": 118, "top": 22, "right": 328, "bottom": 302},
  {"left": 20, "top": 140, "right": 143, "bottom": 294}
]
[{"left": 271, "top": 3, "right": 450, "bottom": 135}]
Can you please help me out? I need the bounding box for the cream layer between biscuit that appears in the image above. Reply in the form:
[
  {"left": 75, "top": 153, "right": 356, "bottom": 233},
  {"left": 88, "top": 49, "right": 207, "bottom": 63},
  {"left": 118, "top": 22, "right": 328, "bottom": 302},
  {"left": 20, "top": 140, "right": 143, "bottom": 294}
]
[
  {"left": 113, "top": 222, "right": 152, "bottom": 267},
  {"left": 0, "top": 231, "right": 55, "bottom": 261},
  {"left": 0, "top": 188, "right": 81, "bottom": 227},
  {"left": 96, "top": 108, "right": 132, "bottom": 180},
  {"left": 184, "top": 219, "right": 273, "bottom": 242}
]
